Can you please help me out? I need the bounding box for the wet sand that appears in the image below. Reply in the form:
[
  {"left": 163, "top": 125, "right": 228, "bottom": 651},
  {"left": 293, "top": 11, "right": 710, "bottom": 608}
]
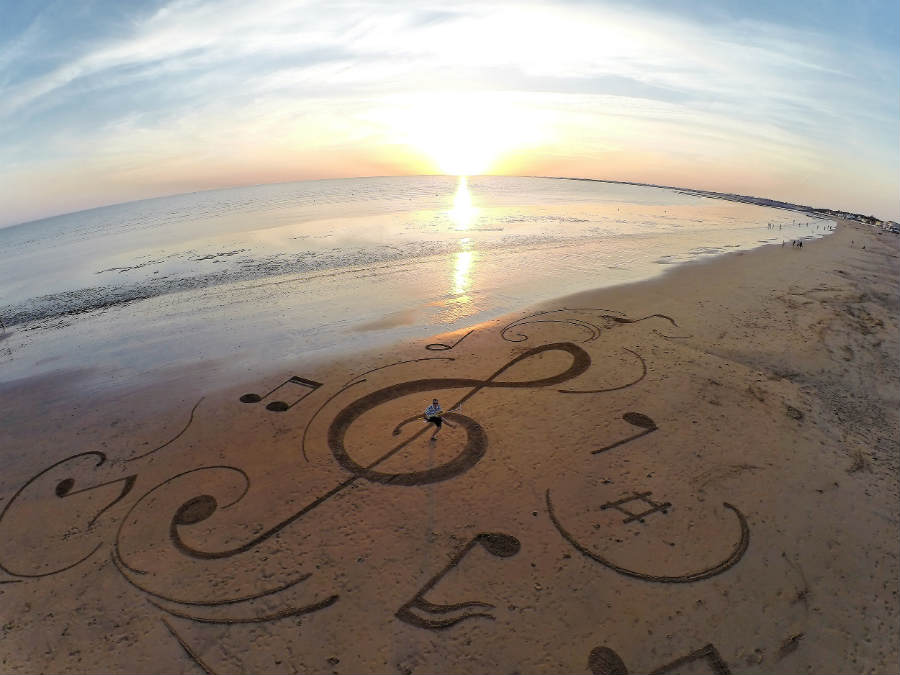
[{"left": 0, "top": 218, "right": 897, "bottom": 674}]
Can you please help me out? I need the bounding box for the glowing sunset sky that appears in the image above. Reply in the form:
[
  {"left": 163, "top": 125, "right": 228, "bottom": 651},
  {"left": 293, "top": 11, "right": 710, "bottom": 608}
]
[{"left": 1, "top": 0, "right": 897, "bottom": 227}]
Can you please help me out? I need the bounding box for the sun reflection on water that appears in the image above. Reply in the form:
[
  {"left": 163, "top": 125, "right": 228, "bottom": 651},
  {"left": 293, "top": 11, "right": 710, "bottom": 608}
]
[
  {"left": 453, "top": 249, "right": 474, "bottom": 297},
  {"left": 449, "top": 176, "right": 478, "bottom": 230}
]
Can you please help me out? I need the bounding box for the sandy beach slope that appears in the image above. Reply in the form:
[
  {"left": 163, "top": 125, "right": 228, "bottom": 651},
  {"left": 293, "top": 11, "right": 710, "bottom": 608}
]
[{"left": 0, "top": 218, "right": 897, "bottom": 674}]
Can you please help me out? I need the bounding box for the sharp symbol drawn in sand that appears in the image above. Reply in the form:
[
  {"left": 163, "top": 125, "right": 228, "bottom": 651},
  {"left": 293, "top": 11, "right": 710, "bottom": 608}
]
[
  {"left": 546, "top": 489, "right": 749, "bottom": 583},
  {"left": 600, "top": 491, "right": 671, "bottom": 524}
]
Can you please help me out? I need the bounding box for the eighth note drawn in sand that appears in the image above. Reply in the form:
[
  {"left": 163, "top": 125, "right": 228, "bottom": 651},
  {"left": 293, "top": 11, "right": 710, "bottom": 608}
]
[
  {"left": 593, "top": 412, "right": 658, "bottom": 455},
  {"left": 426, "top": 329, "right": 474, "bottom": 351},
  {"left": 239, "top": 376, "right": 322, "bottom": 412},
  {"left": 396, "top": 532, "right": 520, "bottom": 630}
]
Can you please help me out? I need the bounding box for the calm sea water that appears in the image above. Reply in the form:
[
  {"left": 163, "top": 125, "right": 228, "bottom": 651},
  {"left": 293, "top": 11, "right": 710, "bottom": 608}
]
[{"left": 0, "top": 175, "right": 831, "bottom": 385}]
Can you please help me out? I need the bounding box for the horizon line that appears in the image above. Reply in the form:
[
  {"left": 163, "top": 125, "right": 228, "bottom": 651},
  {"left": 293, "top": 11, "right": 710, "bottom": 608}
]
[{"left": 1, "top": 173, "right": 885, "bottom": 232}]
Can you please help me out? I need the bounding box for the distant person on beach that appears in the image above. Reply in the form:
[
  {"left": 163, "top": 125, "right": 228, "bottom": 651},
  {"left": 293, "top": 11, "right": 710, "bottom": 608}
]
[{"left": 424, "top": 398, "right": 453, "bottom": 441}]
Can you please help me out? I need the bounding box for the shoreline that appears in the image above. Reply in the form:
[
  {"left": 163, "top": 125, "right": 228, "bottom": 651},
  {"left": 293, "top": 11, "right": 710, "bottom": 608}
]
[
  {"left": 0, "top": 218, "right": 897, "bottom": 674},
  {"left": 0, "top": 212, "right": 834, "bottom": 396}
]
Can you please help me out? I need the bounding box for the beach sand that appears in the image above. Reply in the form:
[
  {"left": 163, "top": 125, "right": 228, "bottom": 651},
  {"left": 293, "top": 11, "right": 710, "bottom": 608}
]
[{"left": 0, "top": 218, "right": 897, "bottom": 674}]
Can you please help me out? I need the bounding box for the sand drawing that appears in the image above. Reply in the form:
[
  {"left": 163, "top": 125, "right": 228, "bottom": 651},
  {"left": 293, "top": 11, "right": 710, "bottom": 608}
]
[
  {"left": 239, "top": 375, "right": 323, "bottom": 411},
  {"left": 501, "top": 308, "right": 615, "bottom": 343},
  {"left": 396, "top": 532, "right": 521, "bottom": 630},
  {"left": 588, "top": 643, "right": 731, "bottom": 675},
  {"left": 116, "top": 558, "right": 312, "bottom": 607},
  {"left": 54, "top": 473, "right": 138, "bottom": 526},
  {"left": 328, "top": 341, "right": 588, "bottom": 485},
  {"left": 498, "top": 308, "right": 671, "bottom": 395},
  {"left": 600, "top": 491, "right": 671, "bottom": 524},
  {"left": 426, "top": 329, "right": 474, "bottom": 351},
  {"left": 587, "top": 646, "right": 628, "bottom": 675},
  {"left": 111, "top": 465, "right": 338, "bottom": 631},
  {"left": 559, "top": 348, "right": 648, "bottom": 394},
  {"left": 125, "top": 397, "right": 205, "bottom": 463},
  {"left": 147, "top": 595, "right": 339, "bottom": 624},
  {"left": 653, "top": 328, "right": 694, "bottom": 340},
  {"left": 301, "top": 379, "right": 366, "bottom": 462},
  {"left": 1, "top": 310, "right": 658, "bottom": 579},
  {"left": 162, "top": 342, "right": 590, "bottom": 561},
  {"left": 782, "top": 550, "right": 811, "bottom": 609},
  {"left": 0, "top": 451, "right": 136, "bottom": 578},
  {"left": 161, "top": 618, "right": 218, "bottom": 675},
  {"left": 0, "top": 309, "right": 742, "bottom": 668},
  {"left": 301, "top": 356, "right": 456, "bottom": 462},
  {"left": 592, "top": 412, "right": 658, "bottom": 455},
  {"left": 500, "top": 308, "right": 680, "bottom": 344},
  {"left": 546, "top": 489, "right": 749, "bottom": 583}
]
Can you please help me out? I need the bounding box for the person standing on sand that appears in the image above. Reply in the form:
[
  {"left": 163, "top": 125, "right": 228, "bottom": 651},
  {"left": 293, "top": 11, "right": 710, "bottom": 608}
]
[{"left": 424, "top": 398, "right": 455, "bottom": 441}]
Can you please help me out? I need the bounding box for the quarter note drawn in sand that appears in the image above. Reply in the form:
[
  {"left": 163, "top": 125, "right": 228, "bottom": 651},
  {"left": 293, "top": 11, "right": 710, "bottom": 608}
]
[
  {"left": 239, "top": 375, "right": 323, "bottom": 412},
  {"left": 593, "top": 412, "right": 658, "bottom": 455},
  {"left": 396, "top": 532, "right": 520, "bottom": 630},
  {"left": 426, "top": 329, "right": 474, "bottom": 351}
]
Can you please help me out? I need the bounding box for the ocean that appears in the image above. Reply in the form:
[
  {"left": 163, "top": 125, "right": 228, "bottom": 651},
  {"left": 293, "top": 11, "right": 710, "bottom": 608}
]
[{"left": 0, "top": 175, "right": 831, "bottom": 385}]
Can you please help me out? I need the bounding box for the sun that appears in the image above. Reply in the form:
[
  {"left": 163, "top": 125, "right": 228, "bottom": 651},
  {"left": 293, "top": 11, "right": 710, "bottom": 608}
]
[{"left": 385, "top": 93, "right": 544, "bottom": 176}]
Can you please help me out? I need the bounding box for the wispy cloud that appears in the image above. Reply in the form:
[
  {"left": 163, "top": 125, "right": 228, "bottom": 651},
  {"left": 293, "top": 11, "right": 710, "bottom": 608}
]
[{"left": 0, "top": 0, "right": 896, "bottom": 225}]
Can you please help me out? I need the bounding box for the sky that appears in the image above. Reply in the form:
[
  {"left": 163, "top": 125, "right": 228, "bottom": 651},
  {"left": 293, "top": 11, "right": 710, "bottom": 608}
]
[{"left": 0, "top": 0, "right": 897, "bottom": 228}]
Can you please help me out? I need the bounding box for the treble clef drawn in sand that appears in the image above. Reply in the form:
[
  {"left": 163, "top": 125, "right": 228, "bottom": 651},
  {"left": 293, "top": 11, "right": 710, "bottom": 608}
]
[
  {"left": 136, "top": 342, "right": 592, "bottom": 564},
  {"left": 500, "top": 308, "right": 679, "bottom": 344}
]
